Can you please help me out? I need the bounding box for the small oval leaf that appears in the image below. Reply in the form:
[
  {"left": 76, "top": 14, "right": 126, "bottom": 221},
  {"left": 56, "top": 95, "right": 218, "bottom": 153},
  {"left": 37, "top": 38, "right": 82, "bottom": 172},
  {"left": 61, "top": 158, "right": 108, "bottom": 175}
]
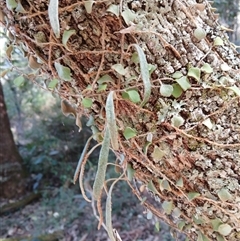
[
  {"left": 97, "top": 74, "right": 114, "bottom": 84},
  {"left": 159, "top": 179, "right": 171, "bottom": 191},
  {"left": 187, "top": 67, "right": 201, "bottom": 82},
  {"left": 111, "top": 63, "right": 127, "bottom": 75},
  {"left": 187, "top": 192, "right": 200, "bottom": 201},
  {"left": 152, "top": 146, "right": 165, "bottom": 161},
  {"left": 123, "top": 127, "right": 137, "bottom": 140},
  {"left": 127, "top": 89, "right": 141, "bottom": 103},
  {"left": 14, "top": 76, "right": 25, "bottom": 87},
  {"left": 84, "top": 0, "right": 94, "bottom": 14},
  {"left": 214, "top": 37, "right": 224, "bottom": 46},
  {"left": 171, "top": 115, "right": 185, "bottom": 128},
  {"left": 107, "top": 4, "right": 119, "bottom": 17},
  {"left": 62, "top": 30, "right": 76, "bottom": 50},
  {"left": 172, "top": 71, "right": 183, "bottom": 79},
  {"left": 54, "top": 62, "right": 71, "bottom": 81},
  {"left": 217, "top": 189, "right": 232, "bottom": 202},
  {"left": 176, "top": 76, "right": 191, "bottom": 91},
  {"left": 201, "top": 63, "right": 213, "bottom": 74},
  {"left": 172, "top": 83, "right": 183, "bottom": 98},
  {"left": 211, "top": 218, "right": 223, "bottom": 231},
  {"left": 121, "top": 9, "right": 137, "bottom": 25},
  {"left": 194, "top": 27, "right": 206, "bottom": 40},
  {"left": 162, "top": 200, "right": 173, "bottom": 215},
  {"left": 160, "top": 84, "right": 173, "bottom": 97},
  {"left": 82, "top": 98, "right": 93, "bottom": 108},
  {"left": 48, "top": 79, "right": 58, "bottom": 90},
  {"left": 218, "top": 224, "right": 232, "bottom": 236}
]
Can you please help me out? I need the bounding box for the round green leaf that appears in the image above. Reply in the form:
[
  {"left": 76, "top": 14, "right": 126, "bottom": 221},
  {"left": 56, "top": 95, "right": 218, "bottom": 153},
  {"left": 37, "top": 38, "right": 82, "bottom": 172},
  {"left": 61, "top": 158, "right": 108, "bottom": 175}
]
[
  {"left": 211, "top": 218, "right": 223, "bottom": 231},
  {"left": 84, "top": 0, "right": 94, "bottom": 14},
  {"left": 127, "top": 89, "right": 141, "bottom": 103},
  {"left": 172, "top": 71, "right": 183, "bottom": 79},
  {"left": 48, "top": 79, "right": 58, "bottom": 89},
  {"left": 122, "top": 91, "right": 129, "bottom": 100},
  {"left": 123, "top": 127, "right": 137, "bottom": 140},
  {"left": 97, "top": 74, "right": 113, "bottom": 84},
  {"left": 201, "top": 63, "right": 213, "bottom": 74},
  {"left": 172, "top": 83, "right": 183, "bottom": 98},
  {"left": 160, "top": 84, "right": 173, "bottom": 97},
  {"left": 107, "top": 4, "right": 119, "bottom": 17},
  {"left": 152, "top": 146, "right": 165, "bottom": 161},
  {"left": 121, "top": 9, "right": 137, "bottom": 25},
  {"left": 214, "top": 37, "right": 224, "bottom": 46},
  {"left": 218, "top": 224, "right": 232, "bottom": 236},
  {"left": 148, "top": 64, "right": 157, "bottom": 75},
  {"left": 82, "top": 98, "right": 93, "bottom": 108},
  {"left": 131, "top": 52, "right": 139, "bottom": 64},
  {"left": 111, "top": 63, "right": 127, "bottom": 75},
  {"left": 187, "top": 67, "right": 201, "bottom": 82},
  {"left": 187, "top": 192, "right": 200, "bottom": 201},
  {"left": 217, "top": 189, "right": 232, "bottom": 202},
  {"left": 172, "top": 207, "right": 181, "bottom": 218},
  {"left": 171, "top": 115, "right": 185, "bottom": 128},
  {"left": 54, "top": 62, "right": 71, "bottom": 81},
  {"left": 162, "top": 200, "right": 173, "bottom": 215},
  {"left": 194, "top": 27, "right": 206, "bottom": 40},
  {"left": 176, "top": 76, "right": 191, "bottom": 91},
  {"left": 159, "top": 179, "right": 171, "bottom": 191},
  {"left": 177, "top": 221, "right": 185, "bottom": 230},
  {"left": 14, "top": 76, "right": 25, "bottom": 87},
  {"left": 97, "top": 84, "right": 107, "bottom": 92}
]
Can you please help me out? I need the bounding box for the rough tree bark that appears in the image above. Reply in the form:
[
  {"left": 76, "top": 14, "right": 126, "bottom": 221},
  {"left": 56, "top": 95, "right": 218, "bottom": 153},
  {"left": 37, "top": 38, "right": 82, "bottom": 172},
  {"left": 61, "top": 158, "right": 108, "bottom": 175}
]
[
  {"left": 0, "top": 80, "right": 26, "bottom": 198},
  {"left": 1, "top": 0, "right": 239, "bottom": 240}
]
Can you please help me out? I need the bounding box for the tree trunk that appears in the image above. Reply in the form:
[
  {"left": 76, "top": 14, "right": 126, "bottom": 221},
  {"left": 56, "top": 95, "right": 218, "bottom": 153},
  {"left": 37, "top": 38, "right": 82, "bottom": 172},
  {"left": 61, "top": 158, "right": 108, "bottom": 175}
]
[
  {"left": 0, "top": 81, "right": 26, "bottom": 198},
  {"left": 1, "top": 0, "right": 239, "bottom": 240}
]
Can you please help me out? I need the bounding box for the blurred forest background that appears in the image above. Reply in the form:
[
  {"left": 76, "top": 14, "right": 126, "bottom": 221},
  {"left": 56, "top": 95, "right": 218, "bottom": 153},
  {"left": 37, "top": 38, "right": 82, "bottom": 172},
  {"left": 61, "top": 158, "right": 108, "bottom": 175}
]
[{"left": 0, "top": 1, "right": 239, "bottom": 240}]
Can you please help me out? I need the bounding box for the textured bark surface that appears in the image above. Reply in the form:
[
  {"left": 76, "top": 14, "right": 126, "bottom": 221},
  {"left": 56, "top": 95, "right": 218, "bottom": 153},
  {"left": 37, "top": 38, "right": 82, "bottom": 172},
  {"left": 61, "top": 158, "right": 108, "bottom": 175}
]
[
  {"left": 0, "top": 81, "right": 26, "bottom": 198},
  {"left": 1, "top": 0, "right": 240, "bottom": 240}
]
